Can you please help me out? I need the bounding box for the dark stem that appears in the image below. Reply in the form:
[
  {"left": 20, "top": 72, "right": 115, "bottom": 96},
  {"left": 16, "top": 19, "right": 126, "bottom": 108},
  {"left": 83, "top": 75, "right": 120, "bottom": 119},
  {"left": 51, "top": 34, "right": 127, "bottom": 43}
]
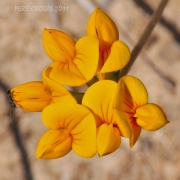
[
  {"left": 119, "top": 0, "right": 169, "bottom": 77},
  {"left": 70, "top": 91, "right": 85, "bottom": 104},
  {"left": 86, "top": 76, "right": 99, "bottom": 87},
  {"left": 105, "top": 71, "right": 119, "bottom": 82}
]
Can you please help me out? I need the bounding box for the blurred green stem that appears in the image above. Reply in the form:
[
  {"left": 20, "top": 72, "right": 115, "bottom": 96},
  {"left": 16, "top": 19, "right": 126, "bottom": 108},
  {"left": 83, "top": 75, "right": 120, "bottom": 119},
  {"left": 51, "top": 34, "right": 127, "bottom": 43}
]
[
  {"left": 70, "top": 91, "right": 84, "bottom": 104},
  {"left": 86, "top": 76, "right": 99, "bottom": 87},
  {"left": 105, "top": 71, "right": 119, "bottom": 82}
]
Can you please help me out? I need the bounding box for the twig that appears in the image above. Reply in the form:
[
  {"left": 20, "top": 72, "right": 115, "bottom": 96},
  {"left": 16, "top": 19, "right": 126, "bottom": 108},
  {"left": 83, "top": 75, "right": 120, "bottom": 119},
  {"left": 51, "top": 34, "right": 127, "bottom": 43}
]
[
  {"left": 119, "top": 0, "right": 169, "bottom": 77},
  {"left": 133, "top": 0, "right": 180, "bottom": 44}
]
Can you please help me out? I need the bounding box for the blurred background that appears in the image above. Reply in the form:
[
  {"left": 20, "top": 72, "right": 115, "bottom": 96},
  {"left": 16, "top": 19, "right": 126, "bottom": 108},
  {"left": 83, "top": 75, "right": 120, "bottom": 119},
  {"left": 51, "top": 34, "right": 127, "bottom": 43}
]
[{"left": 0, "top": 0, "right": 180, "bottom": 179}]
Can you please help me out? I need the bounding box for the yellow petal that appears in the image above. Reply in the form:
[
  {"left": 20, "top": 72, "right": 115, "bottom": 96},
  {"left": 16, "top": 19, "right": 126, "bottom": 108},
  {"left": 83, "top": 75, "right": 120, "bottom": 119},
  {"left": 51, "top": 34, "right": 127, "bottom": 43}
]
[
  {"left": 113, "top": 109, "right": 132, "bottom": 138},
  {"left": 11, "top": 81, "right": 51, "bottom": 112},
  {"left": 42, "top": 103, "right": 97, "bottom": 158},
  {"left": 48, "top": 36, "right": 99, "bottom": 86},
  {"left": 100, "top": 41, "right": 130, "bottom": 73},
  {"left": 130, "top": 124, "right": 141, "bottom": 148},
  {"left": 114, "top": 75, "right": 148, "bottom": 113},
  {"left": 97, "top": 123, "right": 121, "bottom": 156},
  {"left": 135, "top": 103, "right": 169, "bottom": 131},
  {"left": 114, "top": 109, "right": 141, "bottom": 147},
  {"left": 87, "top": 8, "right": 119, "bottom": 50},
  {"left": 82, "top": 80, "right": 117, "bottom": 126},
  {"left": 42, "top": 103, "right": 90, "bottom": 130},
  {"left": 71, "top": 112, "right": 97, "bottom": 158},
  {"left": 36, "top": 129, "right": 72, "bottom": 159},
  {"left": 42, "top": 67, "right": 77, "bottom": 104},
  {"left": 43, "top": 29, "right": 75, "bottom": 62}
]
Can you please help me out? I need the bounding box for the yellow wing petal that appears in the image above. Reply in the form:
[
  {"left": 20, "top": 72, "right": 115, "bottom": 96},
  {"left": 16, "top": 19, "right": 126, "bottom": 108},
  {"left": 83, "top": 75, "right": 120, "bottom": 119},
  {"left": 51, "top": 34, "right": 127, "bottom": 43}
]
[
  {"left": 129, "top": 124, "right": 141, "bottom": 148},
  {"left": 36, "top": 129, "right": 72, "bottom": 159},
  {"left": 43, "top": 29, "right": 75, "bottom": 62},
  {"left": 71, "top": 112, "right": 97, "bottom": 158},
  {"left": 135, "top": 103, "right": 169, "bottom": 131},
  {"left": 100, "top": 41, "right": 130, "bottom": 73},
  {"left": 114, "top": 109, "right": 141, "bottom": 148},
  {"left": 113, "top": 109, "right": 132, "bottom": 138},
  {"left": 97, "top": 123, "right": 121, "bottom": 156}
]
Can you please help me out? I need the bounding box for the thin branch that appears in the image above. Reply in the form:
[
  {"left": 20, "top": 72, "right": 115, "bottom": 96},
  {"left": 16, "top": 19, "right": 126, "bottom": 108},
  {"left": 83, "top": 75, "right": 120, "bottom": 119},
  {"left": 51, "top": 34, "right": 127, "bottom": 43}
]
[
  {"left": 119, "top": 0, "right": 169, "bottom": 77},
  {"left": 134, "top": 0, "right": 180, "bottom": 44}
]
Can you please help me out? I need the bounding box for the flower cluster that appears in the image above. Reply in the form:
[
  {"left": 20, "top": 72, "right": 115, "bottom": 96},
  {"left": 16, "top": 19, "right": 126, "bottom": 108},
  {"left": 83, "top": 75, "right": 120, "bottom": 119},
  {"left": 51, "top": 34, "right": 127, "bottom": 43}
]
[{"left": 9, "top": 8, "right": 169, "bottom": 159}]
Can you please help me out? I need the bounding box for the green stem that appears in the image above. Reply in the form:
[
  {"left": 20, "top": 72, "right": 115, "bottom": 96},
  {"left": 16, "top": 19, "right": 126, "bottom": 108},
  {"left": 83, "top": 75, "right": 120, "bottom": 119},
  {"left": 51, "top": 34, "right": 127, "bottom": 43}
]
[
  {"left": 70, "top": 91, "right": 84, "bottom": 104},
  {"left": 86, "top": 76, "right": 99, "bottom": 87},
  {"left": 105, "top": 71, "right": 119, "bottom": 82}
]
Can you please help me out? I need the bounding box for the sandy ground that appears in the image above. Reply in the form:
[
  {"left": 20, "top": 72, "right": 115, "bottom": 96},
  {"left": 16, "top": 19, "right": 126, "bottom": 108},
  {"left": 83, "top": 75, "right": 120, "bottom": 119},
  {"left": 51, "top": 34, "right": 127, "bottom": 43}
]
[{"left": 0, "top": 0, "right": 180, "bottom": 180}]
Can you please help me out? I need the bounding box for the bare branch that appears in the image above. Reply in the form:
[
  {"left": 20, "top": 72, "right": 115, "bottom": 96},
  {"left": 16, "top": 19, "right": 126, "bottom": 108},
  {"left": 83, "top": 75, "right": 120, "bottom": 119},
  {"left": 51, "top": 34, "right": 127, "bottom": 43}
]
[{"left": 119, "top": 0, "right": 169, "bottom": 77}]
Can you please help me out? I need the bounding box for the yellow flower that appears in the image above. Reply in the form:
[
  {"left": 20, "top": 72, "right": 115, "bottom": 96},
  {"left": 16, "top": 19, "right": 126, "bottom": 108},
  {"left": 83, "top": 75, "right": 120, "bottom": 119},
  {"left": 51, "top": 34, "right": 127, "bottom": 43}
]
[
  {"left": 114, "top": 75, "right": 169, "bottom": 147},
  {"left": 11, "top": 71, "right": 76, "bottom": 112},
  {"left": 82, "top": 80, "right": 127, "bottom": 156},
  {"left": 11, "top": 81, "right": 52, "bottom": 112},
  {"left": 43, "top": 29, "right": 99, "bottom": 86},
  {"left": 36, "top": 103, "right": 97, "bottom": 159},
  {"left": 87, "top": 8, "right": 130, "bottom": 77}
]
